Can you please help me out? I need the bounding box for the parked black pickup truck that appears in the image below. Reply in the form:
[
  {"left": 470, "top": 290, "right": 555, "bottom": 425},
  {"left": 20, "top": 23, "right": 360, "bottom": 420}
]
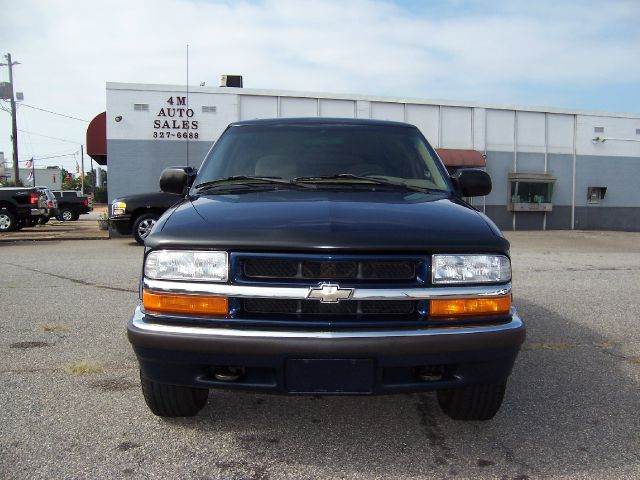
[
  {"left": 0, "top": 187, "right": 48, "bottom": 232},
  {"left": 109, "top": 191, "right": 184, "bottom": 244},
  {"left": 128, "top": 118, "right": 524, "bottom": 420},
  {"left": 52, "top": 190, "right": 92, "bottom": 221}
]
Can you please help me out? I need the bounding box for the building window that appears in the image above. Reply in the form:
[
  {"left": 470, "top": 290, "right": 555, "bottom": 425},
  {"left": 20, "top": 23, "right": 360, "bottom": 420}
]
[
  {"left": 508, "top": 172, "right": 556, "bottom": 212},
  {"left": 587, "top": 186, "right": 607, "bottom": 204},
  {"left": 594, "top": 126, "right": 604, "bottom": 133},
  {"left": 202, "top": 106, "right": 217, "bottom": 113},
  {"left": 133, "top": 104, "right": 149, "bottom": 111}
]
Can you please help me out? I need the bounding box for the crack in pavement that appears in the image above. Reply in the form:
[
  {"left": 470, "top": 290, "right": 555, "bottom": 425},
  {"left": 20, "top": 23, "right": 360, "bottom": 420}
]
[
  {"left": 0, "top": 261, "right": 137, "bottom": 293},
  {"left": 0, "top": 366, "right": 136, "bottom": 374},
  {"left": 525, "top": 266, "right": 640, "bottom": 273}
]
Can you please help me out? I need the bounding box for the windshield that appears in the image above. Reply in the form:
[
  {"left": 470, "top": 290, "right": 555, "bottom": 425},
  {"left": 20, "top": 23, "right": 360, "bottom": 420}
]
[{"left": 194, "top": 124, "right": 451, "bottom": 193}]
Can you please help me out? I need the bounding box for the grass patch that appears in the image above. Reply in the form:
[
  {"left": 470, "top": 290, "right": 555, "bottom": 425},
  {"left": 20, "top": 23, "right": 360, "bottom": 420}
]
[
  {"left": 523, "top": 342, "right": 577, "bottom": 351},
  {"left": 40, "top": 323, "right": 69, "bottom": 333},
  {"left": 64, "top": 361, "right": 103, "bottom": 375},
  {"left": 593, "top": 341, "right": 618, "bottom": 349}
]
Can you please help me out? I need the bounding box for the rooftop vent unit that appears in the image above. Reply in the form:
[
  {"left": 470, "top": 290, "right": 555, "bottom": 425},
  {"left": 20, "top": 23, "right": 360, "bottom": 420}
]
[{"left": 220, "top": 75, "right": 243, "bottom": 88}]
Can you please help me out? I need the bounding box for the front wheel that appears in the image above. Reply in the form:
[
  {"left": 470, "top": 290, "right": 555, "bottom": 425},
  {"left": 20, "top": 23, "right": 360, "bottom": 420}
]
[
  {"left": 140, "top": 374, "right": 208, "bottom": 417},
  {"left": 133, "top": 213, "right": 159, "bottom": 245},
  {"left": 437, "top": 383, "right": 506, "bottom": 420}
]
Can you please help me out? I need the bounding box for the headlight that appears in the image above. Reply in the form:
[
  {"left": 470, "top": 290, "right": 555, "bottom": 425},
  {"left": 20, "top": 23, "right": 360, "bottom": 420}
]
[
  {"left": 111, "top": 201, "right": 126, "bottom": 216},
  {"left": 432, "top": 254, "right": 511, "bottom": 284},
  {"left": 144, "top": 250, "right": 228, "bottom": 282}
]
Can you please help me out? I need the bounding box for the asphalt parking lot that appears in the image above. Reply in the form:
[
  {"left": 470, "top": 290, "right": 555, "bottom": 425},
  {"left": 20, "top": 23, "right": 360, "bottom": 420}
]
[{"left": 1, "top": 231, "right": 639, "bottom": 479}]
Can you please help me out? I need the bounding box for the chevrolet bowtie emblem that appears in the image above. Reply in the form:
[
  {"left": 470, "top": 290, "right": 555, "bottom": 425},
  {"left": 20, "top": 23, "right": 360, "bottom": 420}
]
[{"left": 306, "top": 283, "right": 354, "bottom": 304}]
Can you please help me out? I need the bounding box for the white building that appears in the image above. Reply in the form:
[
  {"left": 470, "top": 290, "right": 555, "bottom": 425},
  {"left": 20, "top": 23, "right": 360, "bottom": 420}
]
[
  {"left": 1, "top": 164, "right": 63, "bottom": 190},
  {"left": 100, "top": 82, "right": 640, "bottom": 231}
]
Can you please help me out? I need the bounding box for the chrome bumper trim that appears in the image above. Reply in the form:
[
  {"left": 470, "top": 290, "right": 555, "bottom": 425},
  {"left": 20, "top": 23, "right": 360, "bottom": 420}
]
[
  {"left": 131, "top": 305, "right": 522, "bottom": 339},
  {"left": 142, "top": 278, "right": 511, "bottom": 301}
]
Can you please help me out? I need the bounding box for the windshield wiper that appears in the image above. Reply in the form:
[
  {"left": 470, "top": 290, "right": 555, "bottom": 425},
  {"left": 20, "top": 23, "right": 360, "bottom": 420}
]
[
  {"left": 194, "top": 176, "right": 313, "bottom": 192},
  {"left": 293, "top": 174, "right": 434, "bottom": 193}
]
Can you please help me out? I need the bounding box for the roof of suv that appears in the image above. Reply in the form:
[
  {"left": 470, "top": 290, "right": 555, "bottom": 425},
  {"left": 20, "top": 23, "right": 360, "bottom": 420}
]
[{"left": 229, "top": 117, "right": 416, "bottom": 128}]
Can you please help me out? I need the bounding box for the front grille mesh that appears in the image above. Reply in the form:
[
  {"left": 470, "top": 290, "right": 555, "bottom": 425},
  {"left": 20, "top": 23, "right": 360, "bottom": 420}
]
[
  {"left": 243, "top": 299, "right": 416, "bottom": 317},
  {"left": 243, "top": 258, "right": 416, "bottom": 281}
]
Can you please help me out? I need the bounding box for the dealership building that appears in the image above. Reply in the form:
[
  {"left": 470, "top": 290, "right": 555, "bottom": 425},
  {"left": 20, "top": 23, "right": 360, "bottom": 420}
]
[{"left": 90, "top": 81, "right": 640, "bottom": 231}]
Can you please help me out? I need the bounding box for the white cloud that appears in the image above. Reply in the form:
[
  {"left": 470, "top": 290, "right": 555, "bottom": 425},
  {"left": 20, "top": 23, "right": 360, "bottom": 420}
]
[{"left": 1, "top": 0, "right": 638, "bottom": 165}]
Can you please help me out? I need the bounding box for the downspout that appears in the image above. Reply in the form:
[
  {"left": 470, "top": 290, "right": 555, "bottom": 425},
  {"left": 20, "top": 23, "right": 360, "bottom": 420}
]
[
  {"left": 571, "top": 114, "right": 577, "bottom": 230},
  {"left": 543, "top": 112, "right": 548, "bottom": 231},
  {"left": 512, "top": 111, "right": 518, "bottom": 231},
  {"left": 483, "top": 108, "right": 487, "bottom": 214}
]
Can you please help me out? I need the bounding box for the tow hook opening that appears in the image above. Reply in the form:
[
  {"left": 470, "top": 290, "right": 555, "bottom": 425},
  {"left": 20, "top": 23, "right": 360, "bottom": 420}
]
[
  {"left": 211, "top": 366, "right": 245, "bottom": 382},
  {"left": 416, "top": 365, "right": 446, "bottom": 382}
]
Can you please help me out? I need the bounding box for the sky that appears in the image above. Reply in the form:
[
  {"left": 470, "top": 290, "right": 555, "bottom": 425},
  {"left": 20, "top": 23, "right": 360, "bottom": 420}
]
[{"left": 1, "top": 0, "right": 639, "bottom": 172}]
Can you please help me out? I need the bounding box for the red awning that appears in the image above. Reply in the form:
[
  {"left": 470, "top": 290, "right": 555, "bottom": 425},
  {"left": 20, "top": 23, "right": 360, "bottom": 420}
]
[
  {"left": 86, "top": 112, "right": 107, "bottom": 166},
  {"left": 436, "top": 149, "right": 485, "bottom": 168}
]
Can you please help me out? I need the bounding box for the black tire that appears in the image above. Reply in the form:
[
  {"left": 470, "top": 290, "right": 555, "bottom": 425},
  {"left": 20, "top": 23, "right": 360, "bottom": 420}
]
[
  {"left": 0, "top": 210, "right": 17, "bottom": 232},
  {"left": 13, "top": 219, "right": 25, "bottom": 231},
  {"left": 133, "top": 213, "right": 159, "bottom": 245},
  {"left": 437, "top": 383, "right": 506, "bottom": 421},
  {"left": 140, "top": 373, "right": 208, "bottom": 417},
  {"left": 59, "top": 208, "right": 75, "bottom": 221},
  {"left": 23, "top": 217, "right": 36, "bottom": 228},
  {"left": 37, "top": 216, "right": 50, "bottom": 225}
]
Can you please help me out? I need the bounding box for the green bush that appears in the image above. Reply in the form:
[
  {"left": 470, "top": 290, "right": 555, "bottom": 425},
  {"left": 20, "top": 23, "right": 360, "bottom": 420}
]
[{"left": 93, "top": 187, "right": 108, "bottom": 203}]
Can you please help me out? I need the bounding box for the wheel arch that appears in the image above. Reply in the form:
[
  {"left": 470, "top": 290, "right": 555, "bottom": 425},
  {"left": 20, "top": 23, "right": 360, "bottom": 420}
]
[{"left": 131, "top": 207, "right": 165, "bottom": 224}]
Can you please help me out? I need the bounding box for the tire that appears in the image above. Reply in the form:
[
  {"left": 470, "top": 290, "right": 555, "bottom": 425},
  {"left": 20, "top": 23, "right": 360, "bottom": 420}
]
[
  {"left": 0, "top": 210, "right": 17, "bottom": 232},
  {"left": 437, "top": 383, "right": 506, "bottom": 421},
  {"left": 23, "top": 217, "right": 36, "bottom": 228},
  {"left": 140, "top": 373, "right": 208, "bottom": 417},
  {"left": 37, "top": 216, "right": 50, "bottom": 225},
  {"left": 60, "top": 208, "right": 75, "bottom": 221},
  {"left": 13, "top": 219, "right": 25, "bottom": 231},
  {"left": 133, "top": 213, "right": 159, "bottom": 245}
]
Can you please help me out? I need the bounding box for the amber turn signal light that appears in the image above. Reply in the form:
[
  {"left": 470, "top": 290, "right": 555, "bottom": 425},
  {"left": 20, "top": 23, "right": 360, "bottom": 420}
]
[
  {"left": 143, "top": 290, "right": 228, "bottom": 317},
  {"left": 430, "top": 296, "right": 511, "bottom": 318}
]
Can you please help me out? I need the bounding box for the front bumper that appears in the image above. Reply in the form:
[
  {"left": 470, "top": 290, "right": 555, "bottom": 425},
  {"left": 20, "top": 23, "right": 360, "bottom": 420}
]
[
  {"left": 109, "top": 215, "right": 132, "bottom": 235},
  {"left": 128, "top": 305, "right": 525, "bottom": 394}
]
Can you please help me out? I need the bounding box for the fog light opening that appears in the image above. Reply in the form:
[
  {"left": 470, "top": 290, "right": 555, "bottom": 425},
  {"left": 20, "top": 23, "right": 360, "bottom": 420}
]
[
  {"left": 416, "top": 365, "right": 445, "bottom": 382},
  {"left": 212, "top": 366, "right": 245, "bottom": 382}
]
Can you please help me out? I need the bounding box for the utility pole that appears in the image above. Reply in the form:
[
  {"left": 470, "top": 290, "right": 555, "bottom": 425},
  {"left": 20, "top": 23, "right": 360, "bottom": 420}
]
[
  {"left": 80, "top": 144, "right": 85, "bottom": 195},
  {"left": 0, "top": 54, "right": 20, "bottom": 185}
]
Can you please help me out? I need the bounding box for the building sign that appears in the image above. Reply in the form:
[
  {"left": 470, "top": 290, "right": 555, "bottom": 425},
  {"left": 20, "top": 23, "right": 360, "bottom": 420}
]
[{"left": 153, "top": 96, "right": 199, "bottom": 139}]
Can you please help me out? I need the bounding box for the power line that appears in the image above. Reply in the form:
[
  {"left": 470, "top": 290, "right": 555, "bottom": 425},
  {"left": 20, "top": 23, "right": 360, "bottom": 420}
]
[
  {"left": 19, "top": 103, "right": 89, "bottom": 122},
  {"left": 17, "top": 128, "right": 80, "bottom": 144},
  {"left": 33, "top": 152, "right": 79, "bottom": 161}
]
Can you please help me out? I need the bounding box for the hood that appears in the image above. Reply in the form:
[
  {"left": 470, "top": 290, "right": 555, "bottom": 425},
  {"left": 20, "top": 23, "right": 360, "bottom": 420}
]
[{"left": 148, "top": 190, "right": 508, "bottom": 253}]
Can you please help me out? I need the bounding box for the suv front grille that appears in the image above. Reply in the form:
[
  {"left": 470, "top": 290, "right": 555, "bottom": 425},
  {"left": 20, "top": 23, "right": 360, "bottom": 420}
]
[{"left": 230, "top": 253, "right": 427, "bottom": 327}]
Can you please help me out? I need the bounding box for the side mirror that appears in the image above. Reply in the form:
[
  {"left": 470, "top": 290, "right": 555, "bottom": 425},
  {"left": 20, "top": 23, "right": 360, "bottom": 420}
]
[
  {"left": 159, "top": 167, "right": 197, "bottom": 195},
  {"left": 451, "top": 168, "right": 492, "bottom": 197}
]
